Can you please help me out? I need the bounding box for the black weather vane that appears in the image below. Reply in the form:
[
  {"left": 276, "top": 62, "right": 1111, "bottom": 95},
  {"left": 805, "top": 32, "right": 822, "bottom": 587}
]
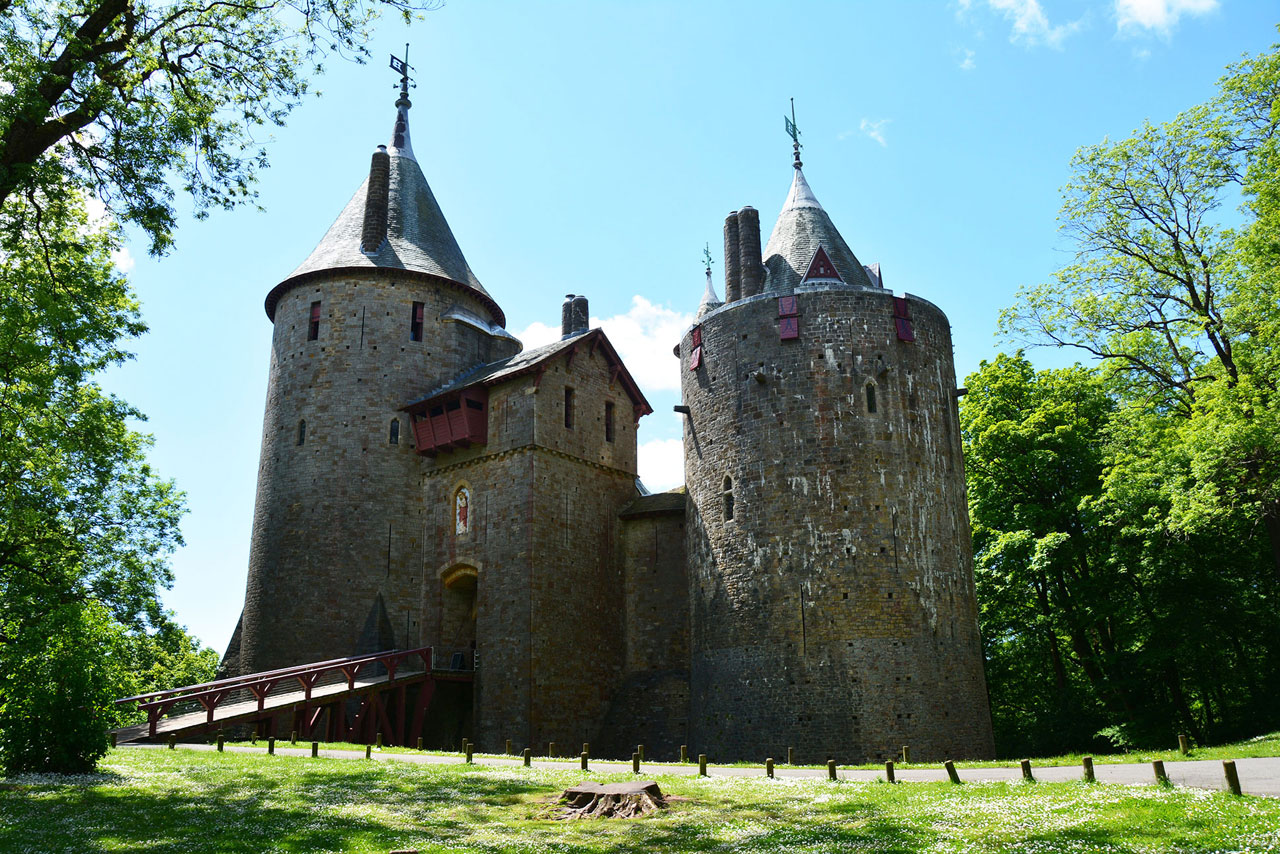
[{"left": 785, "top": 97, "right": 803, "bottom": 168}]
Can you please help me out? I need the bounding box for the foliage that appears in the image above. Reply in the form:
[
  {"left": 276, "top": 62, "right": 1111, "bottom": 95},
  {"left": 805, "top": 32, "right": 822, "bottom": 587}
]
[
  {"left": 3, "top": 749, "right": 1279, "bottom": 852},
  {"left": 961, "top": 354, "right": 1280, "bottom": 757},
  {"left": 1000, "top": 36, "right": 1280, "bottom": 579}
]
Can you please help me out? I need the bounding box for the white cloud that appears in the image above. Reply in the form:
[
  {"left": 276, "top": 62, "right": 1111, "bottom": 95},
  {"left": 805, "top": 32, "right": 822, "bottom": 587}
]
[
  {"left": 986, "top": 0, "right": 1082, "bottom": 48},
  {"left": 513, "top": 295, "right": 693, "bottom": 394},
  {"left": 959, "top": 48, "right": 977, "bottom": 70},
  {"left": 638, "top": 437, "right": 684, "bottom": 493},
  {"left": 860, "top": 118, "right": 891, "bottom": 147},
  {"left": 1115, "top": 0, "right": 1217, "bottom": 35},
  {"left": 1133, "top": 46, "right": 1152, "bottom": 60}
]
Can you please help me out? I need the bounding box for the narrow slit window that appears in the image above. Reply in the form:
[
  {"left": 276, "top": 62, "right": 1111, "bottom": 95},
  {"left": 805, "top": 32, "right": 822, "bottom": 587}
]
[
  {"left": 866, "top": 383, "right": 877, "bottom": 414},
  {"left": 389, "top": 418, "right": 400, "bottom": 445},
  {"left": 564, "top": 387, "right": 575, "bottom": 430},
  {"left": 297, "top": 419, "right": 306, "bottom": 446},
  {"left": 410, "top": 301, "right": 424, "bottom": 342},
  {"left": 604, "top": 401, "right": 615, "bottom": 442},
  {"left": 723, "top": 475, "right": 735, "bottom": 522},
  {"left": 308, "top": 301, "right": 321, "bottom": 341}
]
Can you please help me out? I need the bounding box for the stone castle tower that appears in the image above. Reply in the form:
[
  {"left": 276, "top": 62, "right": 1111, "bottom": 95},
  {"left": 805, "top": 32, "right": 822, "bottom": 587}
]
[
  {"left": 224, "top": 68, "right": 995, "bottom": 762},
  {"left": 676, "top": 145, "right": 995, "bottom": 761}
]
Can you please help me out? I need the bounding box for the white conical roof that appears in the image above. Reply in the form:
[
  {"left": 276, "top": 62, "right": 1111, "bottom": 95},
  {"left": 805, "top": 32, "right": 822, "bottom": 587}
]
[
  {"left": 762, "top": 167, "right": 875, "bottom": 292},
  {"left": 697, "top": 268, "right": 723, "bottom": 318}
]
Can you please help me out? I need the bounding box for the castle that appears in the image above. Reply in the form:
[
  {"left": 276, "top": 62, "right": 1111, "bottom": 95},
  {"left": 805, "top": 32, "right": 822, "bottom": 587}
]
[{"left": 222, "top": 68, "right": 996, "bottom": 763}]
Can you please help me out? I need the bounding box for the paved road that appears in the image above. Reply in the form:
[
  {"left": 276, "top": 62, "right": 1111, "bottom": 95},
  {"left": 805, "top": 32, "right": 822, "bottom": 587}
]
[{"left": 121, "top": 744, "right": 1280, "bottom": 798}]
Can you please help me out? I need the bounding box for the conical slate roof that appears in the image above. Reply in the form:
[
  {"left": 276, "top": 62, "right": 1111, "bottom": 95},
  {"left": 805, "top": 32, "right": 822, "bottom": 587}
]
[
  {"left": 265, "top": 93, "right": 502, "bottom": 325},
  {"left": 762, "top": 167, "right": 875, "bottom": 292},
  {"left": 697, "top": 267, "right": 722, "bottom": 318}
]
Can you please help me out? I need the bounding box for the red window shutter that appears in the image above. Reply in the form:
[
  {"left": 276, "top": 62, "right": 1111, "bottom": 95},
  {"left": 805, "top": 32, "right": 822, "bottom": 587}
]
[
  {"left": 893, "top": 297, "right": 910, "bottom": 319},
  {"left": 895, "top": 317, "right": 915, "bottom": 342},
  {"left": 780, "top": 316, "right": 799, "bottom": 340},
  {"left": 691, "top": 326, "right": 702, "bottom": 348},
  {"left": 778, "top": 295, "right": 798, "bottom": 317},
  {"left": 689, "top": 346, "right": 702, "bottom": 370},
  {"left": 414, "top": 303, "right": 424, "bottom": 322}
]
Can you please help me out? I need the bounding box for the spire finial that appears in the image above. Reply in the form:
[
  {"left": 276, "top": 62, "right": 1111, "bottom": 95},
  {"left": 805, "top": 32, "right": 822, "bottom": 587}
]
[
  {"left": 785, "top": 97, "right": 803, "bottom": 169},
  {"left": 388, "top": 45, "right": 416, "bottom": 157},
  {"left": 702, "top": 242, "right": 714, "bottom": 277}
]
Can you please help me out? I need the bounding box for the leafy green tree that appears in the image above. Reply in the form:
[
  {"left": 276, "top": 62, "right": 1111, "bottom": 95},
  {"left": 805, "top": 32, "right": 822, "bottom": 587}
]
[{"left": 1001, "top": 36, "right": 1280, "bottom": 580}]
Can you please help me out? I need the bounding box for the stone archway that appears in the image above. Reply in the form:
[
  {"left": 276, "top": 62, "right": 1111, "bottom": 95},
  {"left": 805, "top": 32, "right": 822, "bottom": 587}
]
[{"left": 440, "top": 564, "right": 478, "bottom": 657}]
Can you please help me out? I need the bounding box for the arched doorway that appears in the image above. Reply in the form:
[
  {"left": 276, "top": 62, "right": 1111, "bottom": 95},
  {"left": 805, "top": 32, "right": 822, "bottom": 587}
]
[{"left": 440, "top": 565, "right": 477, "bottom": 662}]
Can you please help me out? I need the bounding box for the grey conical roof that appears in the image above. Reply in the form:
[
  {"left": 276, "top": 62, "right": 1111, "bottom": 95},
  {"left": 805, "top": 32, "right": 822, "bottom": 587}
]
[
  {"left": 266, "top": 98, "right": 500, "bottom": 323},
  {"left": 762, "top": 167, "right": 875, "bottom": 292},
  {"left": 697, "top": 268, "right": 722, "bottom": 318}
]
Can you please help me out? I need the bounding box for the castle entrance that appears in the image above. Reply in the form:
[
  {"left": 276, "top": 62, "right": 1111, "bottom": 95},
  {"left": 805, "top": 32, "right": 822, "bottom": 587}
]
[{"left": 440, "top": 565, "right": 477, "bottom": 655}]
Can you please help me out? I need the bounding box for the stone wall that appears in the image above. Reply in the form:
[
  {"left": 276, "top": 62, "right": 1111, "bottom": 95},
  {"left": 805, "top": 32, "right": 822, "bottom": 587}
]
[
  {"left": 679, "top": 284, "right": 995, "bottom": 763},
  {"left": 238, "top": 271, "right": 515, "bottom": 675}
]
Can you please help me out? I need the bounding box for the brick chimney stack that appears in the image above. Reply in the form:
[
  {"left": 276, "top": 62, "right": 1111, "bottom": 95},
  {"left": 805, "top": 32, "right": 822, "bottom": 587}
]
[
  {"left": 360, "top": 146, "right": 391, "bottom": 254},
  {"left": 723, "top": 212, "right": 741, "bottom": 303},
  {"left": 737, "top": 206, "right": 764, "bottom": 298}
]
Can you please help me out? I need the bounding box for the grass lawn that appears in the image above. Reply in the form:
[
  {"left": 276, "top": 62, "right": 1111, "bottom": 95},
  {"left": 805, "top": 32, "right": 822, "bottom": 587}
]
[{"left": 1, "top": 748, "right": 1277, "bottom": 853}]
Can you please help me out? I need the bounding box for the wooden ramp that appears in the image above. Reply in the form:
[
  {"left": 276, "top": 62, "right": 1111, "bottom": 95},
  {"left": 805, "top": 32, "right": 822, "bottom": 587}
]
[{"left": 113, "top": 647, "right": 472, "bottom": 746}]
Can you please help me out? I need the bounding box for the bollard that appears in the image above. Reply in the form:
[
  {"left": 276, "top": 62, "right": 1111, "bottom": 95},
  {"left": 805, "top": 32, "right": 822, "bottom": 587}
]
[
  {"left": 1082, "top": 756, "right": 1095, "bottom": 783},
  {"left": 311, "top": 741, "right": 318, "bottom": 758},
  {"left": 505, "top": 739, "right": 512, "bottom": 755},
  {"left": 547, "top": 741, "right": 555, "bottom": 758},
  {"left": 1021, "top": 759, "right": 1034, "bottom": 781},
  {"left": 787, "top": 747, "right": 795, "bottom": 766},
  {"left": 901, "top": 745, "right": 911, "bottom": 764},
  {"left": 417, "top": 737, "right": 424, "bottom": 751},
  {"left": 766, "top": 758, "right": 774, "bottom": 779},
  {"left": 632, "top": 752, "right": 640, "bottom": 774},
  {"left": 583, "top": 742, "right": 590, "bottom": 757},
  {"left": 885, "top": 759, "right": 895, "bottom": 784},
  {"left": 376, "top": 732, "right": 383, "bottom": 749},
  {"left": 1223, "top": 760, "right": 1242, "bottom": 796},
  {"left": 637, "top": 744, "right": 644, "bottom": 761},
  {"left": 110, "top": 732, "right": 117, "bottom": 749},
  {"left": 167, "top": 734, "right": 176, "bottom": 750},
  {"left": 698, "top": 754, "right": 708, "bottom": 776},
  {"left": 466, "top": 743, "right": 474, "bottom": 764},
  {"left": 1178, "top": 734, "right": 1190, "bottom": 755},
  {"left": 268, "top": 737, "right": 275, "bottom": 755},
  {"left": 522, "top": 748, "right": 532, "bottom": 767},
  {"left": 945, "top": 760, "right": 960, "bottom": 784},
  {"left": 216, "top": 733, "right": 224, "bottom": 753},
  {"left": 680, "top": 744, "right": 688, "bottom": 763},
  {"left": 580, "top": 751, "right": 589, "bottom": 771},
  {"left": 828, "top": 760, "right": 838, "bottom": 781},
  {"left": 365, "top": 744, "right": 372, "bottom": 759},
  {"left": 290, "top": 730, "right": 298, "bottom": 745},
  {"left": 1153, "top": 760, "right": 1168, "bottom": 784}
]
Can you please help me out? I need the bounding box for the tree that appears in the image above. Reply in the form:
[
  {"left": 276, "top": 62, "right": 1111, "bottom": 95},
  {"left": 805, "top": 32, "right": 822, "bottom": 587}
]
[{"left": 1001, "top": 36, "right": 1280, "bottom": 578}]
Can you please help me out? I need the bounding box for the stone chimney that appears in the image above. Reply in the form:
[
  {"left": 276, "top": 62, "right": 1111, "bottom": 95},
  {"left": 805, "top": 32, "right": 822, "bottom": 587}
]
[
  {"left": 723, "top": 212, "right": 741, "bottom": 303},
  {"left": 360, "top": 146, "right": 391, "bottom": 254},
  {"left": 570, "top": 295, "right": 589, "bottom": 335},
  {"left": 561, "top": 294, "right": 576, "bottom": 338},
  {"left": 738, "top": 206, "right": 764, "bottom": 298}
]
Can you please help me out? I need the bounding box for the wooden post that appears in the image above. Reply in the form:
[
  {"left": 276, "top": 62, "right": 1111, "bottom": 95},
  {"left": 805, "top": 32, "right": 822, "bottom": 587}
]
[
  {"left": 944, "top": 760, "right": 960, "bottom": 784},
  {"left": 787, "top": 747, "right": 794, "bottom": 766},
  {"left": 1223, "top": 760, "right": 1242, "bottom": 796},
  {"left": 505, "top": 739, "right": 512, "bottom": 755},
  {"left": 827, "top": 760, "right": 838, "bottom": 781},
  {"left": 290, "top": 730, "right": 298, "bottom": 745},
  {"left": 1153, "top": 760, "right": 1168, "bottom": 784},
  {"left": 167, "top": 734, "right": 176, "bottom": 750},
  {"left": 522, "top": 748, "right": 531, "bottom": 767},
  {"left": 901, "top": 745, "right": 910, "bottom": 764},
  {"left": 216, "top": 733, "right": 224, "bottom": 753},
  {"left": 582, "top": 742, "right": 589, "bottom": 757},
  {"left": 632, "top": 752, "right": 640, "bottom": 774},
  {"left": 637, "top": 744, "right": 644, "bottom": 761},
  {"left": 466, "top": 743, "right": 474, "bottom": 764},
  {"left": 311, "top": 741, "right": 319, "bottom": 758},
  {"left": 766, "top": 758, "right": 774, "bottom": 778},
  {"left": 109, "top": 732, "right": 117, "bottom": 748},
  {"left": 376, "top": 732, "right": 383, "bottom": 749},
  {"left": 680, "top": 744, "right": 688, "bottom": 763},
  {"left": 1178, "top": 734, "right": 1190, "bottom": 755},
  {"left": 698, "top": 754, "right": 708, "bottom": 776},
  {"left": 417, "top": 737, "right": 424, "bottom": 751},
  {"left": 884, "top": 760, "right": 895, "bottom": 784},
  {"left": 548, "top": 741, "right": 556, "bottom": 758},
  {"left": 1082, "top": 756, "right": 1095, "bottom": 783},
  {"left": 268, "top": 737, "right": 275, "bottom": 756},
  {"left": 365, "top": 744, "right": 372, "bottom": 759},
  {"left": 580, "top": 751, "right": 588, "bottom": 771},
  {"left": 1021, "top": 759, "right": 1034, "bottom": 781}
]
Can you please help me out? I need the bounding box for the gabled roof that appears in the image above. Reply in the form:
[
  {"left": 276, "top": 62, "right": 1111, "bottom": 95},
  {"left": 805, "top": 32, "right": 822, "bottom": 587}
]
[
  {"left": 762, "top": 167, "right": 876, "bottom": 293},
  {"left": 403, "top": 328, "right": 653, "bottom": 417},
  {"left": 264, "top": 94, "right": 503, "bottom": 325},
  {"left": 618, "top": 487, "right": 687, "bottom": 519}
]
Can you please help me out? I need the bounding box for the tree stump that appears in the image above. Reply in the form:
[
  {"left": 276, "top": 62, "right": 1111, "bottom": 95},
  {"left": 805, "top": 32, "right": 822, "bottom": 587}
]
[{"left": 558, "top": 781, "right": 666, "bottom": 819}]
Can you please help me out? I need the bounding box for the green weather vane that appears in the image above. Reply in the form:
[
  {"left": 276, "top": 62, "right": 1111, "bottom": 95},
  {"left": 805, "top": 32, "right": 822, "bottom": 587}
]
[
  {"left": 702, "top": 243, "right": 713, "bottom": 273},
  {"left": 785, "top": 97, "right": 803, "bottom": 168}
]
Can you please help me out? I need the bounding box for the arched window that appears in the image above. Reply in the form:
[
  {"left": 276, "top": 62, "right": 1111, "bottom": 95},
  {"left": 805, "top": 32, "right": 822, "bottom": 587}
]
[
  {"left": 389, "top": 418, "right": 400, "bottom": 445},
  {"left": 297, "top": 419, "right": 306, "bottom": 446},
  {"left": 866, "top": 383, "right": 877, "bottom": 414},
  {"left": 722, "top": 475, "right": 734, "bottom": 522},
  {"left": 455, "top": 486, "right": 471, "bottom": 535}
]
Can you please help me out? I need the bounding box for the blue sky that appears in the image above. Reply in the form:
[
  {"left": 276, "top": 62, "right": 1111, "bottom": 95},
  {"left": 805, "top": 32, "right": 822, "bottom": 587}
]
[{"left": 103, "top": 0, "right": 1278, "bottom": 654}]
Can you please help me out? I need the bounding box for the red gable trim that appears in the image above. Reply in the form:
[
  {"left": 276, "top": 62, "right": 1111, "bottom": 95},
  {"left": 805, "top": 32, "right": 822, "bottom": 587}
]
[{"left": 802, "top": 246, "right": 844, "bottom": 284}]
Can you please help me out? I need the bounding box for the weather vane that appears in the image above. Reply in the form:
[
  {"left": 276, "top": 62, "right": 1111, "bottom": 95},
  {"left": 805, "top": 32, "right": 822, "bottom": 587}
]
[
  {"left": 784, "top": 97, "right": 803, "bottom": 168},
  {"left": 390, "top": 45, "right": 415, "bottom": 149},
  {"left": 702, "top": 243, "right": 713, "bottom": 273},
  {"left": 389, "top": 44, "right": 415, "bottom": 95}
]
